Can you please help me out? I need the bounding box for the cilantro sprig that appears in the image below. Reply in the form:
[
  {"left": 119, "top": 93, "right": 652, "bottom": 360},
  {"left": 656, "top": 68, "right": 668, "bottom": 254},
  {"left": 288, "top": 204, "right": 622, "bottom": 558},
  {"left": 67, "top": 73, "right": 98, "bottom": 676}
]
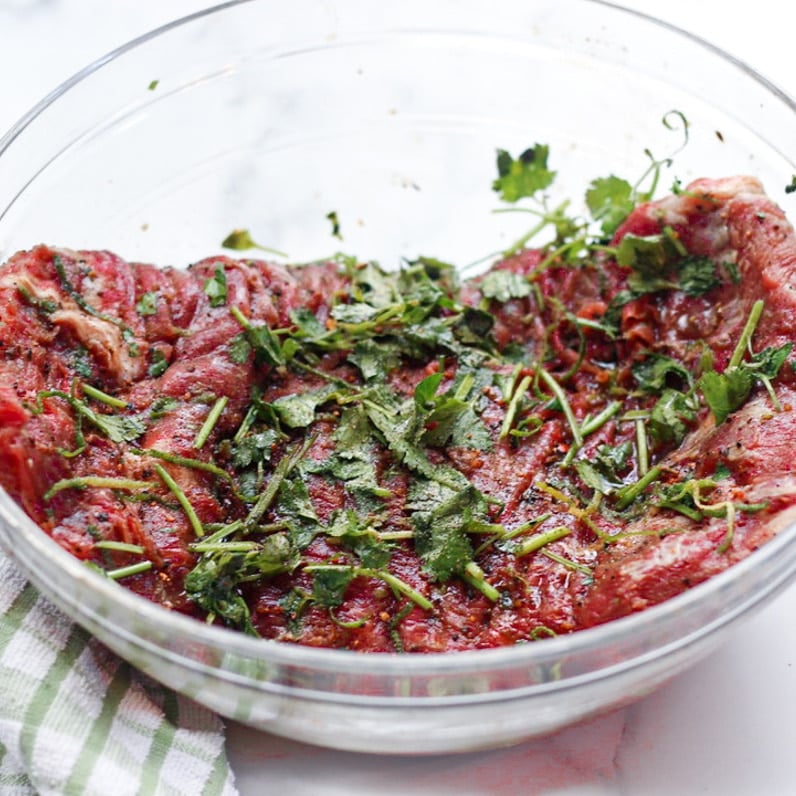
[{"left": 698, "top": 300, "right": 792, "bottom": 424}]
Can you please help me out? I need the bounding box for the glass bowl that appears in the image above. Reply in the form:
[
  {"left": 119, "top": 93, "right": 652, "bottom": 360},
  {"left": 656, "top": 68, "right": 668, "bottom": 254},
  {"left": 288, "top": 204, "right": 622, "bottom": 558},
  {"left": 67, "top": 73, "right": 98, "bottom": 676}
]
[{"left": 1, "top": 0, "right": 795, "bottom": 754}]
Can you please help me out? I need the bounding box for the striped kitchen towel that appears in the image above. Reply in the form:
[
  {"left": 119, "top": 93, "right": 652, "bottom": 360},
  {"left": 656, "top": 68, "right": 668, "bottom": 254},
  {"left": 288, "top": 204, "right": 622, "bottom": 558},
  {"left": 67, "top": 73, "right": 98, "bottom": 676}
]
[{"left": 0, "top": 553, "right": 238, "bottom": 796}]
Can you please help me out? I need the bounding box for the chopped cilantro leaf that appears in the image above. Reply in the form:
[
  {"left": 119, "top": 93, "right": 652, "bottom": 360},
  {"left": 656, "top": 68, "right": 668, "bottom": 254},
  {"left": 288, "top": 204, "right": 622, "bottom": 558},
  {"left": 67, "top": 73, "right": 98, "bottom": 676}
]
[
  {"left": 312, "top": 567, "right": 356, "bottom": 608},
  {"left": 230, "top": 429, "right": 279, "bottom": 470},
  {"left": 409, "top": 480, "right": 481, "bottom": 582},
  {"left": 348, "top": 260, "right": 399, "bottom": 307},
  {"left": 714, "top": 462, "right": 732, "bottom": 480},
  {"left": 492, "top": 145, "right": 556, "bottom": 203},
  {"left": 149, "top": 396, "right": 179, "bottom": 419},
  {"left": 698, "top": 366, "right": 753, "bottom": 425},
  {"left": 147, "top": 348, "right": 169, "bottom": 378},
  {"left": 698, "top": 336, "right": 792, "bottom": 425},
  {"left": 348, "top": 339, "right": 402, "bottom": 381},
  {"left": 417, "top": 370, "right": 493, "bottom": 451},
  {"left": 326, "top": 210, "right": 343, "bottom": 240},
  {"left": 222, "top": 228, "right": 259, "bottom": 250},
  {"left": 752, "top": 343, "right": 794, "bottom": 378},
  {"left": 244, "top": 324, "right": 286, "bottom": 366},
  {"left": 302, "top": 405, "right": 391, "bottom": 510},
  {"left": 632, "top": 353, "right": 692, "bottom": 394},
  {"left": 228, "top": 332, "right": 252, "bottom": 364},
  {"left": 326, "top": 509, "right": 392, "bottom": 569},
  {"left": 479, "top": 270, "right": 531, "bottom": 302},
  {"left": 616, "top": 233, "right": 720, "bottom": 298},
  {"left": 271, "top": 384, "right": 337, "bottom": 429},
  {"left": 617, "top": 232, "right": 678, "bottom": 275},
  {"left": 275, "top": 474, "right": 321, "bottom": 549},
  {"left": 363, "top": 388, "right": 469, "bottom": 490},
  {"left": 479, "top": 270, "right": 532, "bottom": 303},
  {"left": 331, "top": 301, "right": 383, "bottom": 325},
  {"left": 281, "top": 588, "right": 312, "bottom": 634},
  {"left": 40, "top": 389, "right": 146, "bottom": 444},
  {"left": 575, "top": 441, "right": 633, "bottom": 495},
  {"left": 423, "top": 397, "right": 492, "bottom": 451},
  {"left": 185, "top": 533, "right": 299, "bottom": 634},
  {"left": 585, "top": 175, "right": 635, "bottom": 236},
  {"left": 289, "top": 307, "right": 326, "bottom": 338},
  {"left": 648, "top": 387, "right": 698, "bottom": 444},
  {"left": 332, "top": 403, "right": 375, "bottom": 450},
  {"left": 135, "top": 291, "right": 159, "bottom": 316},
  {"left": 678, "top": 256, "right": 720, "bottom": 296},
  {"left": 414, "top": 372, "right": 444, "bottom": 409},
  {"left": 203, "top": 265, "right": 228, "bottom": 307},
  {"left": 71, "top": 347, "right": 93, "bottom": 379},
  {"left": 453, "top": 307, "right": 495, "bottom": 348}
]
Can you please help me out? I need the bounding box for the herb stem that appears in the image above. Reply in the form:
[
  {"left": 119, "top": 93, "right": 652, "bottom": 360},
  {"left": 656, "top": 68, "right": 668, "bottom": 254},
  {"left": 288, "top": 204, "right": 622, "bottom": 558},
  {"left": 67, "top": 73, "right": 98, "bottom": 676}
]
[
  {"left": 377, "top": 531, "right": 416, "bottom": 541},
  {"left": 44, "top": 476, "right": 156, "bottom": 501},
  {"left": 230, "top": 304, "right": 251, "bottom": 329},
  {"left": 614, "top": 464, "right": 663, "bottom": 510},
  {"left": 502, "top": 515, "right": 552, "bottom": 543},
  {"left": 247, "top": 438, "right": 312, "bottom": 525},
  {"left": 533, "top": 480, "right": 612, "bottom": 541},
  {"left": 717, "top": 501, "right": 736, "bottom": 554},
  {"left": 233, "top": 404, "right": 257, "bottom": 444},
  {"left": 370, "top": 569, "right": 434, "bottom": 611},
  {"left": 500, "top": 374, "right": 532, "bottom": 439},
  {"left": 541, "top": 549, "right": 594, "bottom": 576},
  {"left": 538, "top": 368, "right": 583, "bottom": 449},
  {"left": 562, "top": 400, "right": 622, "bottom": 467},
  {"left": 154, "top": 463, "right": 205, "bottom": 538},
  {"left": 530, "top": 234, "right": 581, "bottom": 277},
  {"left": 580, "top": 401, "right": 622, "bottom": 437},
  {"left": 94, "top": 541, "right": 146, "bottom": 554},
  {"left": 503, "top": 199, "right": 571, "bottom": 257},
  {"left": 462, "top": 561, "right": 500, "bottom": 602},
  {"left": 758, "top": 374, "right": 783, "bottom": 411},
  {"left": 191, "top": 540, "right": 260, "bottom": 554},
  {"left": 453, "top": 372, "right": 475, "bottom": 402},
  {"left": 514, "top": 525, "right": 571, "bottom": 558},
  {"left": 729, "top": 299, "right": 764, "bottom": 369},
  {"left": 81, "top": 383, "right": 128, "bottom": 409},
  {"left": 105, "top": 561, "right": 153, "bottom": 580},
  {"left": 39, "top": 388, "right": 145, "bottom": 444},
  {"left": 477, "top": 514, "right": 550, "bottom": 556},
  {"left": 306, "top": 564, "right": 434, "bottom": 612},
  {"left": 133, "top": 447, "right": 234, "bottom": 484},
  {"left": 195, "top": 519, "right": 246, "bottom": 547},
  {"left": 634, "top": 417, "right": 649, "bottom": 476},
  {"left": 194, "top": 396, "right": 228, "bottom": 449}
]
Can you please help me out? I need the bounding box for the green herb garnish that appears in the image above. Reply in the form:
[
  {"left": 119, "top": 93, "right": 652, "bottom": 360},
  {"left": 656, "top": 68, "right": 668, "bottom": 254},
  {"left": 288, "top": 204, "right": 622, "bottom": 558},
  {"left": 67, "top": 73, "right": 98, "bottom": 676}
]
[
  {"left": 221, "top": 228, "right": 288, "bottom": 257},
  {"left": 135, "top": 291, "right": 159, "bottom": 316},
  {"left": 203, "top": 265, "right": 228, "bottom": 307}
]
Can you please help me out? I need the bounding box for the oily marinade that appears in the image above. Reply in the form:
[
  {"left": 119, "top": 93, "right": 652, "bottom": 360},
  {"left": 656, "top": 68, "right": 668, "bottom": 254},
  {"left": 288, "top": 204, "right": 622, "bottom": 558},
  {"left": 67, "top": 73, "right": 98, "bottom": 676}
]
[{"left": 1, "top": 176, "right": 796, "bottom": 652}]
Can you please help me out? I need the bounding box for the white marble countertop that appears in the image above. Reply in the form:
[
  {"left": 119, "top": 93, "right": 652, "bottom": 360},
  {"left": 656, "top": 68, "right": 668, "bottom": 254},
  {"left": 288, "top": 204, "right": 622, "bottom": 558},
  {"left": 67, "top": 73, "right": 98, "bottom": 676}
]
[{"left": 1, "top": 2, "right": 794, "bottom": 793}]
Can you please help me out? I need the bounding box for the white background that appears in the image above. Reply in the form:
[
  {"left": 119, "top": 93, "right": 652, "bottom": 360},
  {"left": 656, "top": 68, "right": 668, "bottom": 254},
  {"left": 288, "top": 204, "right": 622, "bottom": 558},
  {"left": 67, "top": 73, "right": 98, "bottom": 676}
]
[{"left": 1, "top": 2, "right": 794, "bottom": 793}]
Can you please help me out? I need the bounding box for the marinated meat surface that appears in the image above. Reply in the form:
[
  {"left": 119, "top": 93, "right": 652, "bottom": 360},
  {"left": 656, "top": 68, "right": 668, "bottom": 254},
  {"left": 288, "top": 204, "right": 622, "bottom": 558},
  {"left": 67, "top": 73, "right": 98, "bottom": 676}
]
[{"left": 1, "top": 176, "right": 795, "bottom": 651}]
